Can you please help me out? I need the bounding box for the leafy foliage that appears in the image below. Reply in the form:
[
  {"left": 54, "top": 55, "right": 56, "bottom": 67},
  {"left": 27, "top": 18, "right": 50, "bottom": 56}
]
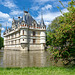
[
  {"left": 46, "top": 16, "right": 63, "bottom": 45},
  {"left": 47, "top": 0, "right": 75, "bottom": 65}
]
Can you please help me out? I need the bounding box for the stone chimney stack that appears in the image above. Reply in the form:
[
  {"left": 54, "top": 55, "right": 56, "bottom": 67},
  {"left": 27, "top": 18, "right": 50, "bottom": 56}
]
[{"left": 18, "top": 17, "right": 20, "bottom": 20}]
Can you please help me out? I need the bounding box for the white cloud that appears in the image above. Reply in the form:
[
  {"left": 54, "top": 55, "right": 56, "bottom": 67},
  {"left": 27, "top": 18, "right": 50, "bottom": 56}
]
[
  {"left": 31, "top": 0, "right": 53, "bottom": 11},
  {"left": 62, "top": 8, "right": 69, "bottom": 13},
  {"left": 0, "top": 11, "right": 10, "bottom": 19},
  {"left": 0, "top": 11, "right": 12, "bottom": 27},
  {"left": 42, "top": 4, "right": 52, "bottom": 10},
  {"left": 36, "top": 12, "right": 61, "bottom": 22},
  {"left": 8, "top": 18, "right": 12, "bottom": 22},
  {"left": 1, "top": 22, "right": 12, "bottom": 28},
  {"left": 10, "top": 10, "right": 23, "bottom": 15},
  {"left": 0, "top": 28, "right": 5, "bottom": 37},
  {"left": 31, "top": 6, "right": 39, "bottom": 11},
  {"left": 45, "top": 21, "right": 51, "bottom": 26},
  {"left": 34, "top": 0, "right": 49, "bottom": 3},
  {"left": 1, "top": 27, "right": 5, "bottom": 31},
  {"left": 0, "top": 0, "right": 23, "bottom": 37},
  {"left": 34, "top": 0, "right": 56, "bottom": 3},
  {"left": 53, "top": 1, "right": 70, "bottom": 8},
  {"left": 1, "top": 0, "right": 23, "bottom": 16},
  {"left": 1, "top": 32, "right": 3, "bottom": 37},
  {"left": 1, "top": 0, "right": 17, "bottom": 9},
  {"left": 35, "top": 8, "right": 68, "bottom": 26}
]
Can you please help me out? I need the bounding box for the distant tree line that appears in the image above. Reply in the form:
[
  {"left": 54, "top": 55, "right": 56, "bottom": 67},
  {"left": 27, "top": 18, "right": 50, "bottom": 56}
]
[
  {"left": 0, "top": 37, "right": 4, "bottom": 49},
  {"left": 0, "top": 24, "right": 4, "bottom": 49}
]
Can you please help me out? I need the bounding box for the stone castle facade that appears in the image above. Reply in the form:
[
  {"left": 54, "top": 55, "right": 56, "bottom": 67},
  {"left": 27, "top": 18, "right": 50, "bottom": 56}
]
[{"left": 3, "top": 11, "right": 46, "bottom": 51}]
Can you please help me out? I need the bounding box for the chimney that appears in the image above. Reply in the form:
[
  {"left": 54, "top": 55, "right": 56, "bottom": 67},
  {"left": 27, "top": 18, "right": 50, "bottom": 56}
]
[{"left": 18, "top": 17, "right": 20, "bottom": 20}]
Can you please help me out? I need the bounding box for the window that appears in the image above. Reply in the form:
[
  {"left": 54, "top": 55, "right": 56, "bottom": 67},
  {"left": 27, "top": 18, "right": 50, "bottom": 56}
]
[
  {"left": 19, "top": 39, "right": 20, "bottom": 43},
  {"left": 33, "top": 31, "right": 35, "bottom": 36},
  {"left": 34, "top": 24, "right": 35, "bottom": 28},
  {"left": 15, "top": 40, "right": 16, "bottom": 44},
  {"left": 12, "top": 34, "right": 13, "bottom": 38},
  {"left": 9, "top": 41, "right": 10, "bottom": 45},
  {"left": 15, "top": 33, "right": 16, "bottom": 38},
  {"left": 23, "top": 30, "right": 24, "bottom": 35},
  {"left": 11, "top": 41, "right": 13, "bottom": 44},
  {"left": 19, "top": 32, "right": 20, "bottom": 36},
  {"left": 33, "top": 39, "right": 35, "bottom": 44}
]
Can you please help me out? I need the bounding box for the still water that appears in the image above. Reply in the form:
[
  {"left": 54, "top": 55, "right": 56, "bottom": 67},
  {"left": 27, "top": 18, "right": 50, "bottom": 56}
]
[
  {"left": 0, "top": 50, "right": 3, "bottom": 67},
  {"left": 0, "top": 50, "right": 63, "bottom": 67},
  {"left": 0, "top": 50, "right": 51, "bottom": 67}
]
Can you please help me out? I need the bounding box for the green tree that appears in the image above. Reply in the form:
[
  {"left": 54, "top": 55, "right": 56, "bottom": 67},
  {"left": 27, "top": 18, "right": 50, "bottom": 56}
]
[
  {"left": 48, "top": 0, "right": 75, "bottom": 65},
  {"left": 0, "top": 24, "right": 4, "bottom": 49},
  {"left": 0, "top": 37, "right": 4, "bottom": 49},
  {"left": 47, "top": 16, "right": 64, "bottom": 33},
  {"left": 46, "top": 16, "right": 64, "bottom": 46}
]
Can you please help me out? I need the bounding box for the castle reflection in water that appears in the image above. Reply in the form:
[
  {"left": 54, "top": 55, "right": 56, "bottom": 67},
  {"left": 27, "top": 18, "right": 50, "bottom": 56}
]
[
  {"left": 0, "top": 49, "right": 63, "bottom": 67},
  {"left": 3, "top": 50, "right": 51, "bottom": 67}
]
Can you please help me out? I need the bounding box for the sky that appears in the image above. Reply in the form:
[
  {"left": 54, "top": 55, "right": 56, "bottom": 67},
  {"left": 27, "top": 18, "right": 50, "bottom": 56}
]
[{"left": 0, "top": 0, "right": 71, "bottom": 37}]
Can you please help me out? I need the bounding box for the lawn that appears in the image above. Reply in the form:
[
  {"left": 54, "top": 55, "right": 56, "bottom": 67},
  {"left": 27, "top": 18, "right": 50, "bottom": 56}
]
[{"left": 0, "top": 66, "right": 75, "bottom": 75}]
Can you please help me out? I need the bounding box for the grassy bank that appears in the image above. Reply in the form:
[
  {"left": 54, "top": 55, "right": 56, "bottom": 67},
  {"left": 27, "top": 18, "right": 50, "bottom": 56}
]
[{"left": 0, "top": 66, "right": 75, "bottom": 75}]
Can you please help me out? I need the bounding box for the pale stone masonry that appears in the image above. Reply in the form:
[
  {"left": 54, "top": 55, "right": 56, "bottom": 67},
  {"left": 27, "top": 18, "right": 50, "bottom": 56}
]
[{"left": 3, "top": 11, "right": 46, "bottom": 51}]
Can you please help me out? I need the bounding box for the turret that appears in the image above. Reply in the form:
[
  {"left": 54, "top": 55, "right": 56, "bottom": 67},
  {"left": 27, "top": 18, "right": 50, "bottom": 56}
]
[
  {"left": 12, "top": 17, "right": 15, "bottom": 22},
  {"left": 5, "top": 23, "right": 8, "bottom": 34},
  {"left": 23, "top": 11, "right": 25, "bottom": 21}
]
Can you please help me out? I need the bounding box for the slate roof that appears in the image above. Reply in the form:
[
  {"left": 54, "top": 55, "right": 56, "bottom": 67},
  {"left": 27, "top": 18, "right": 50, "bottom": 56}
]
[
  {"left": 4, "top": 11, "right": 45, "bottom": 34},
  {"left": 13, "top": 11, "right": 35, "bottom": 25}
]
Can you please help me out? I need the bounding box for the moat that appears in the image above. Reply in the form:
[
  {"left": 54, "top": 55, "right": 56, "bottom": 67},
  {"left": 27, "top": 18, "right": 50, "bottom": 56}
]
[
  {"left": 0, "top": 49, "right": 64, "bottom": 67},
  {"left": 0, "top": 50, "right": 51, "bottom": 67}
]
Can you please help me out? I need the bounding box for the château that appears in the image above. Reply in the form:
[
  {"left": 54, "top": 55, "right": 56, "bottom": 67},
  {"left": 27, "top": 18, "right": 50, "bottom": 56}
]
[{"left": 3, "top": 11, "right": 46, "bottom": 51}]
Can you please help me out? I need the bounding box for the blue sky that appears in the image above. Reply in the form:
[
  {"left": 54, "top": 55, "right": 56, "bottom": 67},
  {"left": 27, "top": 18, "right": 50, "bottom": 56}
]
[{"left": 0, "top": 0, "right": 71, "bottom": 37}]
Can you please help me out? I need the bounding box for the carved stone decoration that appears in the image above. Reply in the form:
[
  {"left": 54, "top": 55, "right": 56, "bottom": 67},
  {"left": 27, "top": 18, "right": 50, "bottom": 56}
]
[{"left": 21, "top": 43, "right": 26, "bottom": 49}]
